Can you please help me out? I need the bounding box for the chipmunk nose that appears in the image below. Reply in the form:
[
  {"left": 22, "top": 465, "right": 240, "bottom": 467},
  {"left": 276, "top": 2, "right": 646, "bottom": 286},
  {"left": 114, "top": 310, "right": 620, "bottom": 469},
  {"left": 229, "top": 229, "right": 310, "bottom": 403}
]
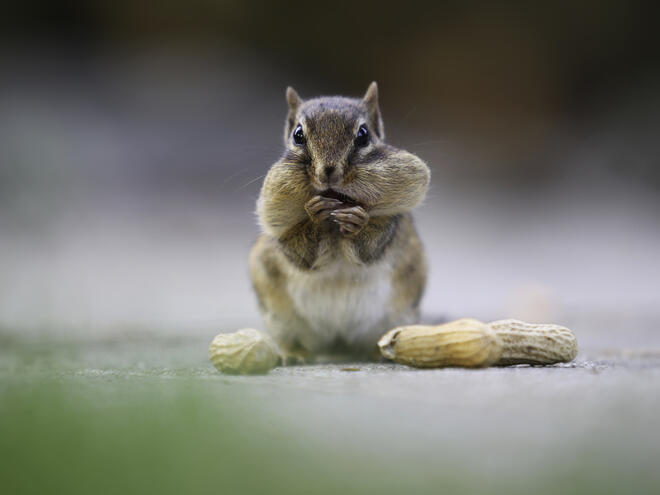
[{"left": 316, "top": 163, "right": 341, "bottom": 185}]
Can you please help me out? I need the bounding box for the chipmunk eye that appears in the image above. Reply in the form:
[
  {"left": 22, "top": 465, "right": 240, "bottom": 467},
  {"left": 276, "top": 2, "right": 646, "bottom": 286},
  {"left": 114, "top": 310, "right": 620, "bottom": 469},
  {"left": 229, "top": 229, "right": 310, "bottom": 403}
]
[
  {"left": 355, "top": 124, "right": 369, "bottom": 148},
  {"left": 293, "top": 124, "right": 305, "bottom": 146}
]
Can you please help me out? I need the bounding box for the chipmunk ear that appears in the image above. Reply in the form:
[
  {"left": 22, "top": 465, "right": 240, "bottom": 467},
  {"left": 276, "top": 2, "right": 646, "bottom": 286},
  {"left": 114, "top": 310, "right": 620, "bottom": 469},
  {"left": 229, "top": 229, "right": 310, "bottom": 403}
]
[
  {"left": 286, "top": 86, "right": 302, "bottom": 112},
  {"left": 285, "top": 86, "right": 302, "bottom": 143},
  {"left": 363, "top": 81, "right": 384, "bottom": 139}
]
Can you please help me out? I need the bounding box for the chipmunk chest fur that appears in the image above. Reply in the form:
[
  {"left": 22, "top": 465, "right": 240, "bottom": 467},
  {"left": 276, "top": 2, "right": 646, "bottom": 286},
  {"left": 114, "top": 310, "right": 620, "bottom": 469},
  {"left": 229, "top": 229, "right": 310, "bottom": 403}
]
[{"left": 285, "top": 257, "right": 393, "bottom": 346}]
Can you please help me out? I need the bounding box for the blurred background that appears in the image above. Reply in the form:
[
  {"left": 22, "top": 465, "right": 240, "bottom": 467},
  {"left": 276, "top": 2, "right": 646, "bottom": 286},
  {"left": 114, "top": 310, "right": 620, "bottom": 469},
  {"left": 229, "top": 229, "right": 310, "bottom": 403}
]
[
  {"left": 1, "top": 0, "right": 659, "bottom": 344},
  {"left": 3, "top": 3, "right": 660, "bottom": 495}
]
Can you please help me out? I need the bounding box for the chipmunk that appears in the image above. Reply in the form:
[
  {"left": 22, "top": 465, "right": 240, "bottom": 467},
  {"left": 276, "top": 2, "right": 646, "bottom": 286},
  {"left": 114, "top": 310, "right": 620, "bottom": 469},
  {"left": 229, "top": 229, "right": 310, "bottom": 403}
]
[{"left": 249, "top": 82, "right": 430, "bottom": 362}]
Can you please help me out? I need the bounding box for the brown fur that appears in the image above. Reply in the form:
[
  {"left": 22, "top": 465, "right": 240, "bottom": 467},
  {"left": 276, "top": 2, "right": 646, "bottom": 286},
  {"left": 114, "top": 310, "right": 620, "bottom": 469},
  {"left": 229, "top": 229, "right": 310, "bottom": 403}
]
[{"left": 250, "top": 82, "right": 430, "bottom": 362}]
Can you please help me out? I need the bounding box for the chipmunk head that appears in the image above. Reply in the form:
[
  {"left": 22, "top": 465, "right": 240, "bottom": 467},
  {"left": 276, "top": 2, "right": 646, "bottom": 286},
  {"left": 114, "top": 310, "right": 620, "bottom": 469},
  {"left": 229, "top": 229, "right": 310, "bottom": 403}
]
[{"left": 282, "top": 82, "right": 385, "bottom": 194}]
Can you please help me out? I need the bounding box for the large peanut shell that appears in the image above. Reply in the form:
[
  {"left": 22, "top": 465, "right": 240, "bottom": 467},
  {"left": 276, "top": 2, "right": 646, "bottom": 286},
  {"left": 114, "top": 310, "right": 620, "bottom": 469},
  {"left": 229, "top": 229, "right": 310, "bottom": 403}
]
[
  {"left": 209, "top": 328, "right": 281, "bottom": 374},
  {"left": 378, "top": 318, "right": 502, "bottom": 368},
  {"left": 488, "top": 319, "right": 578, "bottom": 365}
]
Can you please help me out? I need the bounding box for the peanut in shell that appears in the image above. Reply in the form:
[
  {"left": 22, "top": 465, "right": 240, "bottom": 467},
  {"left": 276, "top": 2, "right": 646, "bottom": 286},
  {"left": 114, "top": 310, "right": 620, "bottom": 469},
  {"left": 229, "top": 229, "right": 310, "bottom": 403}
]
[
  {"left": 209, "top": 328, "right": 281, "bottom": 375},
  {"left": 489, "top": 319, "right": 578, "bottom": 365},
  {"left": 378, "top": 318, "right": 502, "bottom": 368}
]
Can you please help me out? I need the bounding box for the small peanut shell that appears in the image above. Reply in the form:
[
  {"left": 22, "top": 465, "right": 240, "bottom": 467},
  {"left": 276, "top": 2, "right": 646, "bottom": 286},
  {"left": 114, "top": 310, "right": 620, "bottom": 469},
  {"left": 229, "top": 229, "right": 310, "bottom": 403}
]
[
  {"left": 378, "top": 318, "right": 502, "bottom": 368},
  {"left": 209, "top": 328, "right": 281, "bottom": 375},
  {"left": 488, "top": 319, "right": 578, "bottom": 365}
]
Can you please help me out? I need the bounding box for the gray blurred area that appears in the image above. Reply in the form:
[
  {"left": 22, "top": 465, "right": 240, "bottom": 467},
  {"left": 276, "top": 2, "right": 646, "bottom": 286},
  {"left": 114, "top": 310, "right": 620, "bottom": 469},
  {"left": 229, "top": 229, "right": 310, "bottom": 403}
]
[{"left": 1, "top": 28, "right": 659, "bottom": 344}]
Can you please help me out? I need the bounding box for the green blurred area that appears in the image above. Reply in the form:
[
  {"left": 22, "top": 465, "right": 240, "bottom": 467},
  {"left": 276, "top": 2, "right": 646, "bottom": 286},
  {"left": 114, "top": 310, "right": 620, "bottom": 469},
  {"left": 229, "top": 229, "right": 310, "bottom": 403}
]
[
  {"left": 2, "top": 337, "right": 659, "bottom": 495},
  {"left": 0, "top": 343, "right": 443, "bottom": 495}
]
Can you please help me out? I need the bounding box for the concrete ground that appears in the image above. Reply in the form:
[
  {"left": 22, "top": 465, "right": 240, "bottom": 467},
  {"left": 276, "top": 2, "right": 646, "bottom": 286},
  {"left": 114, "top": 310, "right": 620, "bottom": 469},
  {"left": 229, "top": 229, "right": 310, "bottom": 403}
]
[{"left": 3, "top": 323, "right": 659, "bottom": 494}]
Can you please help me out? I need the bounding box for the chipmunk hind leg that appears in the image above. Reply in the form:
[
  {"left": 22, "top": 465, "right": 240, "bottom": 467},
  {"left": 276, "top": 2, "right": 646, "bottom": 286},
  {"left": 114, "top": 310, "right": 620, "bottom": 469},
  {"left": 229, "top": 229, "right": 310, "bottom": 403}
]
[{"left": 249, "top": 235, "right": 317, "bottom": 364}]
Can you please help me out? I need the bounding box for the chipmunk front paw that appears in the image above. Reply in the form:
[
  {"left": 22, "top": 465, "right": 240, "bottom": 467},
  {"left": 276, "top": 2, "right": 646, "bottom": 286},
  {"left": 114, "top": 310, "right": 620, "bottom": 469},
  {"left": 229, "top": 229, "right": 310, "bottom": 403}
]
[
  {"left": 331, "top": 206, "right": 369, "bottom": 237},
  {"left": 304, "top": 195, "right": 342, "bottom": 223}
]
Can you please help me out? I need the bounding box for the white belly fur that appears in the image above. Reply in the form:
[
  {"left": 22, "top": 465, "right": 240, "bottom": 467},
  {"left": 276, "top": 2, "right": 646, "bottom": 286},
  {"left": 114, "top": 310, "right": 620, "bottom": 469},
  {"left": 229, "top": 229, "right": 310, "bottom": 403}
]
[{"left": 287, "top": 260, "right": 393, "bottom": 349}]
